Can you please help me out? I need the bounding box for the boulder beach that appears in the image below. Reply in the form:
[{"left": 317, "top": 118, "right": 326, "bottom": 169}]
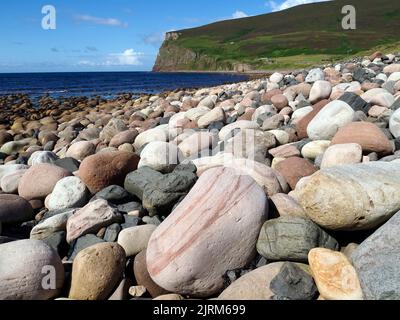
[{"left": 1, "top": 50, "right": 400, "bottom": 300}]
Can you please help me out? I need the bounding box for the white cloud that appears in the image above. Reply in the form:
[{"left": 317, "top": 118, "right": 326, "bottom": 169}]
[
  {"left": 105, "top": 49, "right": 143, "bottom": 66},
  {"left": 232, "top": 10, "right": 249, "bottom": 19},
  {"left": 75, "top": 14, "right": 128, "bottom": 28},
  {"left": 77, "top": 49, "right": 143, "bottom": 67},
  {"left": 266, "top": 0, "right": 330, "bottom": 12}
]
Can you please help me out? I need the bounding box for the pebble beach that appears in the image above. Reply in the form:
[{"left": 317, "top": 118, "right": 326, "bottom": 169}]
[{"left": 1, "top": 51, "right": 400, "bottom": 300}]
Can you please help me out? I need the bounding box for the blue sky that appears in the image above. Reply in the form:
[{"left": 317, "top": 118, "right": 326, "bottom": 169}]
[{"left": 0, "top": 0, "right": 328, "bottom": 73}]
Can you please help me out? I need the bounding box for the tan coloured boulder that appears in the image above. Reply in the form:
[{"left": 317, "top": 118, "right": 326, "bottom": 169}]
[
  {"left": 69, "top": 243, "right": 126, "bottom": 300},
  {"left": 309, "top": 248, "right": 363, "bottom": 300}
]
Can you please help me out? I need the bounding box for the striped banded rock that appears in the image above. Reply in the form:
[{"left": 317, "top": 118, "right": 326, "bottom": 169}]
[{"left": 146, "top": 167, "right": 268, "bottom": 297}]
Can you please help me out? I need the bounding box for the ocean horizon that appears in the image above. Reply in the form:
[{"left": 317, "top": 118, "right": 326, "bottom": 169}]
[{"left": 0, "top": 71, "right": 248, "bottom": 100}]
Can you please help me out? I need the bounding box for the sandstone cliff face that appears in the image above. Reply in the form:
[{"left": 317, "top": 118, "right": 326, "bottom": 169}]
[{"left": 152, "top": 32, "right": 234, "bottom": 72}]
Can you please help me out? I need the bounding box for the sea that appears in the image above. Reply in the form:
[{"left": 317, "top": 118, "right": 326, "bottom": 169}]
[{"left": 0, "top": 72, "right": 248, "bottom": 100}]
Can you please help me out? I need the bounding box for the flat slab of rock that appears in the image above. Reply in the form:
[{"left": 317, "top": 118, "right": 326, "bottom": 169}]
[
  {"left": 257, "top": 216, "right": 338, "bottom": 262},
  {"left": 66, "top": 199, "right": 122, "bottom": 243},
  {"left": 146, "top": 167, "right": 268, "bottom": 297},
  {"left": 30, "top": 210, "right": 74, "bottom": 240},
  {"left": 295, "top": 162, "right": 400, "bottom": 231},
  {"left": 351, "top": 211, "right": 400, "bottom": 300},
  {"left": 0, "top": 239, "right": 64, "bottom": 300}
]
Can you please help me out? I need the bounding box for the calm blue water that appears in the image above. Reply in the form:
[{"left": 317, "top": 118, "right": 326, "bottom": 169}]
[{"left": 0, "top": 72, "right": 248, "bottom": 99}]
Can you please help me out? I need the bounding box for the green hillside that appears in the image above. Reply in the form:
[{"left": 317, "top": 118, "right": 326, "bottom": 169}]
[{"left": 153, "top": 0, "right": 400, "bottom": 71}]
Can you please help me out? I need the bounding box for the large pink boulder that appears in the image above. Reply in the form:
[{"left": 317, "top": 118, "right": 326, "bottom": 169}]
[
  {"left": 146, "top": 167, "right": 268, "bottom": 297},
  {"left": 18, "top": 164, "right": 72, "bottom": 200}
]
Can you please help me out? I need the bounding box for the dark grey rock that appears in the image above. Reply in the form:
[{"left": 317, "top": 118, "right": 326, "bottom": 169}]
[
  {"left": 256, "top": 256, "right": 268, "bottom": 268},
  {"left": 117, "top": 202, "right": 144, "bottom": 214},
  {"left": 353, "top": 110, "right": 368, "bottom": 122},
  {"left": 0, "top": 236, "right": 17, "bottom": 244},
  {"left": 353, "top": 68, "right": 373, "bottom": 83},
  {"left": 91, "top": 185, "right": 133, "bottom": 204},
  {"left": 208, "top": 121, "right": 225, "bottom": 131},
  {"left": 142, "top": 215, "right": 162, "bottom": 226},
  {"left": 68, "top": 234, "right": 105, "bottom": 261},
  {"left": 296, "top": 100, "right": 311, "bottom": 109},
  {"left": 270, "top": 262, "right": 317, "bottom": 300},
  {"left": 367, "top": 152, "right": 379, "bottom": 162},
  {"left": 15, "top": 156, "right": 29, "bottom": 165},
  {"left": 126, "top": 164, "right": 196, "bottom": 217},
  {"left": 339, "top": 92, "right": 371, "bottom": 113},
  {"left": 226, "top": 115, "right": 238, "bottom": 124},
  {"left": 395, "top": 138, "right": 400, "bottom": 151},
  {"left": 256, "top": 216, "right": 339, "bottom": 262},
  {"left": 124, "top": 166, "right": 163, "bottom": 200},
  {"left": 43, "top": 141, "right": 56, "bottom": 151},
  {"left": 256, "top": 112, "right": 275, "bottom": 126},
  {"left": 42, "top": 231, "right": 69, "bottom": 257},
  {"left": 351, "top": 211, "right": 400, "bottom": 300},
  {"left": 379, "top": 154, "right": 400, "bottom": 162},
  {"left": 142, "top": 167, "right": 197, "bottom": 216},
  {"left": 54, "top": 157, "right": 80, "bottom": 172},
  {"left": 103, "top": 223, "right": 121, "bottom": 242},
  {"left": 121, "top": 215, "right": 140, "bottom": 229},
  {"left": 390, "top": 98, "right": 400, "bottom": 111},
  {"left": 382, "top": 81, "right": 396, "bottom": 95},
  {"left": 159, "top": 117, "right": 171, "bottom": 125}
]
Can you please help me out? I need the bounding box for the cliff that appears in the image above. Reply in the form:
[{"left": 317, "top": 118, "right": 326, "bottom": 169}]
[{"left": 153, "top": 0, "right": 400, "bottom": 72}]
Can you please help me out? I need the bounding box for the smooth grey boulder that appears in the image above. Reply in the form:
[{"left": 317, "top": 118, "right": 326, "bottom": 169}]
[
  {"left": 30, "top": 210, "right": 74, "bottom": 240},
  {"left": 0, "top": 239, "right": 64, "bottom": 300},
  {"left": 257, "top": 216, "right": 338, "bottom": 262},
  {"left": 351, "top": 211, "right": 400, "bottom": 300}
]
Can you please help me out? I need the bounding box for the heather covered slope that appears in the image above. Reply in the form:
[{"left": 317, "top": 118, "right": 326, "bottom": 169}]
[{"left": 153, "top": 0, "right": 400, "bottom": 71}]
